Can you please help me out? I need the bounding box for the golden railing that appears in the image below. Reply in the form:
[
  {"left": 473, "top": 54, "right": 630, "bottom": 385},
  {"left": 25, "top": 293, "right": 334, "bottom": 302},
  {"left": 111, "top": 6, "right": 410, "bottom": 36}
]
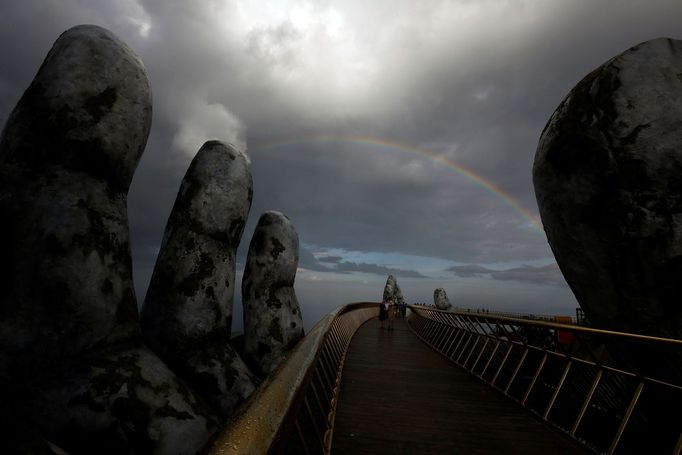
[
  {"left": 407, "top": 305, "right": 682, "bottom": 455},
  {"left": 208, "top": 302, "right": 378, "bottom": 455}
]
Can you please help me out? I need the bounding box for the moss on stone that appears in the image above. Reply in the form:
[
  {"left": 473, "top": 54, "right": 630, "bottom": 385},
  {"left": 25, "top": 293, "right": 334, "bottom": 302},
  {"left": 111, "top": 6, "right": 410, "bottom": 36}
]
[
  {"left": 256, "top": 342, "right": 271, "bottom": 357},
  {"left": 270, "top": 237, "right": 285, "bottom": 260},
  {"left": 189, "top": 371, "right": 221, "bottom": 400},
  {"left": 69, "top": 137, "right": 123, "bottom": 189},
  {"left": 223, "top": 361, "right": 239, "bottom": 390},
  {"left": 44, "top": 233, "right": 66, "bottom": 256},
  {"left": 67, "top": 390, "right": 106, "bottom": 413},
  {"left": 154, "top": 404, "right": 194, "bottom": 421},
  {"left": 74, "top": 198, "right": 129, "bottom": 265},
  {"left": 178, "top": 253, "right": 215, "bottom": 297},
  {"left": 111, "top": 396, "right": 154, "bottom": 452},
  {"left": 266, "top": 294, "right": 282, "bottom": 309},
  {"left": 101, "top": 278, "right": 114, "bottom": 295},
  {"left": 115, "top": 288, "right": 137, "bottom": 324},
  {"left": 621, "top": 123, "right": 651, "bottom": 146},
  {"left": 205, "top": 285, "right": 215, "bottom": 300},
  {"left": 250, "top": 229, "right": 267, "bottom": 256},
  {"left": 268, "top": 318, "right": 283, "bottom": 343},
  {"left": 83, "top": 87, "right": 117, "bottom": 123},
  {"left": 228, "top": 217, "right": 245, "bottom": 245}
]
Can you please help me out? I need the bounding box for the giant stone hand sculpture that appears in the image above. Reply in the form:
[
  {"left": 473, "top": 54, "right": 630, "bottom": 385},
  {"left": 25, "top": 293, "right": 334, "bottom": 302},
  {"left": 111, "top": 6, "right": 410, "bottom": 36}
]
[
  {"left": 242, "top": 211, "right": 305, "bottom": 376},
  {"left": 0, "top": 24, "right": 306, "bottom": 454},
  {"left": 0, "top": 25, "right": 219, "bottom": 453},
  {"left": 141, "top": 141, "right": 258, "bottom": 417},
  {"left": 534, "top": 37, "right": 682, "bottom": 341}
]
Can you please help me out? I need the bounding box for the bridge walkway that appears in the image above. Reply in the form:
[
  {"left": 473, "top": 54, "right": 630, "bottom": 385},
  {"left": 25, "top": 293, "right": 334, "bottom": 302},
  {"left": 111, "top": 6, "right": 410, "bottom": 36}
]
[{"left": 331, "top": 317, "right": 589, "bottom": 454}]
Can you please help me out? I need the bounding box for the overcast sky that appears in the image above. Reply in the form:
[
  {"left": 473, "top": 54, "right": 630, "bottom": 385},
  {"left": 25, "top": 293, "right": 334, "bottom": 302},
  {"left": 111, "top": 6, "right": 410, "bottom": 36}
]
[{"left": 2, "top": 0, "right": 681, "bottom": 329}]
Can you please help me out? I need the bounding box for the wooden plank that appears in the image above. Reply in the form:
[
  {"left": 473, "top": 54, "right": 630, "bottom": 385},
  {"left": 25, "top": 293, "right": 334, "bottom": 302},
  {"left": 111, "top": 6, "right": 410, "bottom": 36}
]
[{"left": 332, "top": 318, "right": 589, "bottom": 454}]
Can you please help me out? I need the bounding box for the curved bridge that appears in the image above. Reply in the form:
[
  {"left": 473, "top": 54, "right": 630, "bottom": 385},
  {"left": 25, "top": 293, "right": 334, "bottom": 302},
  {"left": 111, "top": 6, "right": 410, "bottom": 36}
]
[{"left": 209, "top": 303, "right": 682, "bottom": 454}]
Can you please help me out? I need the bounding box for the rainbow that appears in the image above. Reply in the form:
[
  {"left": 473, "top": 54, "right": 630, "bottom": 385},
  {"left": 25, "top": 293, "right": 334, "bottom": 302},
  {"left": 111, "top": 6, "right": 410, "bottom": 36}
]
[{"left": 250, "top": 135, "right": 543, "bottom": 231}]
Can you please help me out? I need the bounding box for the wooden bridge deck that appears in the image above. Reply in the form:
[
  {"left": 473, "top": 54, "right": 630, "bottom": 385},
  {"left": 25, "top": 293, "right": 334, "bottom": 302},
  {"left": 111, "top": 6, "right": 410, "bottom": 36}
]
[{"left": 331, "top": 317, "right": 589, "bottom": 454}]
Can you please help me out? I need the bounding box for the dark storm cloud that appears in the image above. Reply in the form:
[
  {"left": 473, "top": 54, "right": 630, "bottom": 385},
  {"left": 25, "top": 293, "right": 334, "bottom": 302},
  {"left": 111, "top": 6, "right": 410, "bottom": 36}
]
[
  {"left": 334, "top": 262, "right": 426, "bottom": 278},
  {"left": 299, "top": 247, "right": 425, "bottom": 278},
  {"left": 2, "top": 0, "right": 681, "bottom": 310},
  {"left": 318, "top": 256, "right": 343, "bottom": 264},
  {"left": 445, "top": 264, "right": 495, "bottom": 278},
  {"left": 244, "top": 140, "right": 546, "bottom": 264},
  {"left": 297, "top": 247, "right": 330, "bottom": 272},
  {"left": 448, "top": 263, "right": 567, "bottom": 287}
]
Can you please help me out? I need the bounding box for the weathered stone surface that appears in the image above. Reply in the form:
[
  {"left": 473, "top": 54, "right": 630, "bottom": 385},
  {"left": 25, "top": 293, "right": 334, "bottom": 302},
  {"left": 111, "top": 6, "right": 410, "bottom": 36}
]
[
  {"left": 434, "top": 288, "right": 451, "bottom": 310},
  {"left": 0, "top": 25, "right": 218, "bottom": 452},
  {"left": 383, "top": 275, "right": 405, "bottom": 304},
  {"left": 394, "top": 282, "right": 405, "bottom": 305},
  {"left": 242, "top": 211, "right": 304, "bottom": 376},
  {"left": 534, "top": 37, "right": 682, "bottom": 340},
  {"left": 141, "top": 140, "right": 257, "bottom": 416},
  {"left": 0, "top": 23, "right": 149, "bottom": 379}
]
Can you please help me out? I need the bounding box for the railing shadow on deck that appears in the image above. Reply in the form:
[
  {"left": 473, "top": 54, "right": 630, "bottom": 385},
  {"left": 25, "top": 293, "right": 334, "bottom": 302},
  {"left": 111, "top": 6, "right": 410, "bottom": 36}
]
[
  {"left": 407, "top": 305, "right": 682, "bottom": 455},
  {"left": 208, "top": 302, "right": 378, "bottom": 455}
]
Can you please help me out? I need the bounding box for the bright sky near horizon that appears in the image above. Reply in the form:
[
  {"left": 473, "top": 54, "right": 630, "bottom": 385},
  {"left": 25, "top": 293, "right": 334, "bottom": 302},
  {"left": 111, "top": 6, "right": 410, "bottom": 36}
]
[{"left": 2, "top": 0, "right": 682, "bottom": 329}]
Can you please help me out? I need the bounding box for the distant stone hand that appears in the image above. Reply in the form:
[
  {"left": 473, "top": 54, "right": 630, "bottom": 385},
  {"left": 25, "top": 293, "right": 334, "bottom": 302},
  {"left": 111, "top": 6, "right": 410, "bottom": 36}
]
[
  {"left": 433, "top": 288, "right": 451, "bottom": 310},
  {"left": 383, "top": 274, "right": 404, "bottom": 304},
  {"left": 534, "top": 37, "right": 682, "bottom": 341},
  {"left": 141, "top": 144, "right": 305, "bottom": 406}
]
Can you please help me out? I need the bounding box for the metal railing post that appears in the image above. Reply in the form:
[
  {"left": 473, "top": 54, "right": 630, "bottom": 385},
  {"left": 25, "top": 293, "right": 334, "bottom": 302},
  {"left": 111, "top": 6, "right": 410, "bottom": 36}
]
[{"left": 571, "top": 369, "right": 603, "bottom": 436}]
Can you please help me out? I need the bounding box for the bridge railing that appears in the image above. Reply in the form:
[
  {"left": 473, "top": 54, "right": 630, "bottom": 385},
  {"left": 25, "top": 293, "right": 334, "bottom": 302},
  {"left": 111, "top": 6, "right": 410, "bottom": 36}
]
[
  {"left": 407, "top": 305, "right": 682, "bottom": 455},
  {"left": 209, "top": 302, "right": 378, "bottom": 455}
]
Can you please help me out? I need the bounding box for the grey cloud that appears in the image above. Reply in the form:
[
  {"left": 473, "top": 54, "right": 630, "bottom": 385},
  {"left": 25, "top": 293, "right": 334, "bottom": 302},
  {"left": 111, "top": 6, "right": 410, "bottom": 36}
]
[
  {"left": 446, "top": 264, "right": 494, "bottom": 278},
  {"left": 490, "top": 264, "right": 568, "bottom": 287},
  {"left": 245, "top": 22, "right": 302, "bottom": 69},
  {"left": 2, "top": 0, "right": 680, "bottom": 308},
  {"left": 449, "top": 263, "right": 567, "bottom": 287},
  {"left": 297, "top": 247, "right": 332, "bottom": 272},
  {"left": 298, "top": 247, "right": 425, "bottom": 278}
]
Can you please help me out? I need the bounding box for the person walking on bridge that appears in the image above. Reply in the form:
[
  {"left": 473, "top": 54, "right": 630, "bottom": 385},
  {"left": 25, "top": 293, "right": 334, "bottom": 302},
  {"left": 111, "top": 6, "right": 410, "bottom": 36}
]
[
  {"left": 387, "top": 301, "right": 397, "bottom": 330},
  {"left": 379, "top": 300, "right": 389, "bottom": 329}
]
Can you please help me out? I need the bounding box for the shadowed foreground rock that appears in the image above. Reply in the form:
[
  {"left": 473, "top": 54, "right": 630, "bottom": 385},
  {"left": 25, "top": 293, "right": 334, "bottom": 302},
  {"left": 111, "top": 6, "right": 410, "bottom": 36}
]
[
  {"left": 0, "top": 25, "right": 218, "bottom": 453},
  {"left": 0, "top": 23, "right": 147, "bottom": 381},
  {"left": 534, "top": 37, "right": 682, "bottom": 341},
  {"left": 434, "top": 288, "right": 451, "bottom": 310},
  {"left": 141, "top": 140, "right": 257, "bottom": 417},
  {"left": 242, "top": 211, "right": 304, "bottom": 376}
]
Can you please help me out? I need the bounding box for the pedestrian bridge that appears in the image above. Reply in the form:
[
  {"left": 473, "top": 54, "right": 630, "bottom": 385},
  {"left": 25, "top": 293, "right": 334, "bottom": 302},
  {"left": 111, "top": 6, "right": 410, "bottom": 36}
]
[{"left": 209, "top": 303, "right": 682, "bottom": 454}]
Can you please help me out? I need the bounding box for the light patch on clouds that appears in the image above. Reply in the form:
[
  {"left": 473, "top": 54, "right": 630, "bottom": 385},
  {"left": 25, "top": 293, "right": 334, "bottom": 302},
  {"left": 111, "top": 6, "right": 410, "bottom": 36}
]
[
  {"left": 128, "top": 15, "right": 151, "bottom": 38},
  {"left": 473, "top": 87, "right": 494, "bottom": 101},
  {"left": 226, "top": 0, "right": 379, "bottom": 117},
  {"left": 172, "top": 100, "right": 246, "bottom": 155}
]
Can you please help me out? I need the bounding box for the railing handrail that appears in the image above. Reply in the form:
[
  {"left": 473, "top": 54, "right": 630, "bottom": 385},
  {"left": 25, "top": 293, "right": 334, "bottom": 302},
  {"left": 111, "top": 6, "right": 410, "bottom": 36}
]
[
  {"left": 410, "top": 304, "right": 682, "bottom": 347},
  {"left": 208, "top": 301, "right": 378, "bottom": 454},
  {"left": 414, "top": 305, "right": 581, "bottom": 324},
  {"left": 407, "top": 305, "right": 682, "bottom": 454}
]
